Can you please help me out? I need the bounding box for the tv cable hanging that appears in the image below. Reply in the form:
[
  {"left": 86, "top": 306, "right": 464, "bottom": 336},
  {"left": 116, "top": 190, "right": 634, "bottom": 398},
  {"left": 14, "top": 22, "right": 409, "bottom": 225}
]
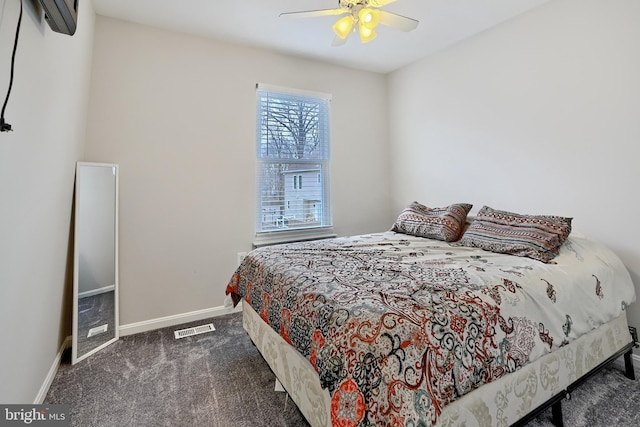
[{"left": 1, "top": 0, "right": 23, "bottom": 133}]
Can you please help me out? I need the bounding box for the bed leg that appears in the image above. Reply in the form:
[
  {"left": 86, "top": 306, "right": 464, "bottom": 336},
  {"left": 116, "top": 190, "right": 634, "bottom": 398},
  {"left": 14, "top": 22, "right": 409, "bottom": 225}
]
[
  {"left": 551, "top": 401, "right": 564, "bottom": 427},
  {"left": 624, "top": 350, "right": 635, "bottom": 380}
]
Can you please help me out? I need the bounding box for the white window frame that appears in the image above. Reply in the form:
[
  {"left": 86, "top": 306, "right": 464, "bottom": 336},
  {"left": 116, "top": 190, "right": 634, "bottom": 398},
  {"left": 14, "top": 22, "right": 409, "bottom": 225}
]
[{"left": 253, "top": 83, "right": 334, "bottom": 248}]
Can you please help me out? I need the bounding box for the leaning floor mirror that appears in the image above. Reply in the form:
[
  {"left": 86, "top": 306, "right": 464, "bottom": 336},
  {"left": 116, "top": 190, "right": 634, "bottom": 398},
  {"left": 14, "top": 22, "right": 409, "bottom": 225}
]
[{"left": 72, "top": 162, "right": 119, "bottom": 364}]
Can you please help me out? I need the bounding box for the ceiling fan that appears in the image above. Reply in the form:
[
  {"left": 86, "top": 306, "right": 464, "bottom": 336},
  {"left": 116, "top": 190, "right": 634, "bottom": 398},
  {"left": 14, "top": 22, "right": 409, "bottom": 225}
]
[{"left": 280, "top": 0, "right": 419, "bottom": 46}]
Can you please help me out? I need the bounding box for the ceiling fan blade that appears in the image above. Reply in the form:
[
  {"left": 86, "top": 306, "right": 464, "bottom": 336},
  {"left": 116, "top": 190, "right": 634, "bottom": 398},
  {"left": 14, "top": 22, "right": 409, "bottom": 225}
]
[
  {"left": 378, "top": 10, "right": 419, "bottom": 32},
  {"left": 368, "top": 0, "right": 398, "bottom": 7},
  {"left": 331, "top": 34, "right": 349, "bottom": 47},
  {"left": 280, "top": 8, "right": 347, "bottom": 19}
]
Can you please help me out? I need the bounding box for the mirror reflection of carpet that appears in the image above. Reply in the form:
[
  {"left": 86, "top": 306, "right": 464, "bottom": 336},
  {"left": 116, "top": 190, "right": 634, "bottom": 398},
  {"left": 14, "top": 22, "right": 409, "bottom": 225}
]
[{"left": 76, "top": 290, "right": 115, "bottom": 356}]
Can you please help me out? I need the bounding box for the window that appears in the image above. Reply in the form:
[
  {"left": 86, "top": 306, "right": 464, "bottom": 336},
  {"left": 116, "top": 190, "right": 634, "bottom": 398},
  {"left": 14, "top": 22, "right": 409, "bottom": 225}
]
[{"left": 255, "top": 84, "right": 332, "bottom": 240}]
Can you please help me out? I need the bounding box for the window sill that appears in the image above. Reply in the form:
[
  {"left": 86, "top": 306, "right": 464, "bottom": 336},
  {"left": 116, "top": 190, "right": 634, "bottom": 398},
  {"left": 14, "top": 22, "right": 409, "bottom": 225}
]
[{"left": 253, "top": 227, "right": 336, "bottom": 248}]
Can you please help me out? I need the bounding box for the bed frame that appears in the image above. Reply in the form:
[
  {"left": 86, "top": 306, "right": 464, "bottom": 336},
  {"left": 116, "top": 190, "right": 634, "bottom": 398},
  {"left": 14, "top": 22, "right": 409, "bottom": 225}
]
[{"left": 242, "top": 302, "right": 636, "bottom": 427}]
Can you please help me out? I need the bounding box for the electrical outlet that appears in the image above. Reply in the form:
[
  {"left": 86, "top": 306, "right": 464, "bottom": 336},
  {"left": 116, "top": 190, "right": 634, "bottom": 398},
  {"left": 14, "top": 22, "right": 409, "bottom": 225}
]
[{"left": 237, "top": 252, "right": 247, "bottom": 267}]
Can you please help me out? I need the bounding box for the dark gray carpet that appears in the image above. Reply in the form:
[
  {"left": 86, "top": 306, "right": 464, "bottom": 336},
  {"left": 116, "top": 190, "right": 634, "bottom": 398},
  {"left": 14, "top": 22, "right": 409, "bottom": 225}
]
[
  {"left": 45, "top": 312, "right": 640, "bottom": 426},
  {"left": 526, "top": 363, "right": 640, "bottom": 427},
  {"left": 46, "top": 312, "right": 306, "bottom": 427}
]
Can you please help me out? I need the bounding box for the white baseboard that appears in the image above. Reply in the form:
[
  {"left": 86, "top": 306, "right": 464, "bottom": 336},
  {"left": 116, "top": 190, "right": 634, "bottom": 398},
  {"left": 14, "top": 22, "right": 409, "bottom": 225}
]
[
  {"left": 78, "top": 284, "right": 115, "bottom": 299},
  {"left": 119, "top": 302, "right": 243, "bottom": 336},
  {"left": 34, "top": 336, "right": 72, "bottom": 404}
]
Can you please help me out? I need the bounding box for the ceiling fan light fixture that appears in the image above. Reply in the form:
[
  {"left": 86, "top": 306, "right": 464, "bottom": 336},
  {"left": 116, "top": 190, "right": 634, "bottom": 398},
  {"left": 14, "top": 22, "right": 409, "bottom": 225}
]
[
  {"left": 282, "top": 0, "right": 418, "bottom": 46},
  {"left": 358, "top": 8, "right": 380, "bottom": 30},
  {"left": 333, "top": 15, "right": 355, "bottom": 39},
  {"left": 359, "top": 24, "right": 377, "bottom": 43}
]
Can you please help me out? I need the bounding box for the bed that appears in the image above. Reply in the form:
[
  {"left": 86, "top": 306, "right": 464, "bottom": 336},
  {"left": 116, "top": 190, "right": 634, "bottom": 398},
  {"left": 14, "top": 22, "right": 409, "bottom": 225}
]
[{"left": 225, "top": 205, "right": 637, "bottom": 427}]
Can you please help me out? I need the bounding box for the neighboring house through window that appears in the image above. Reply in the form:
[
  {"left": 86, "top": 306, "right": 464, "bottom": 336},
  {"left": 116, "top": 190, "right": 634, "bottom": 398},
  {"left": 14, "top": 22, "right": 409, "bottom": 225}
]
[{"left": 254, "top": 84, "right": 333, "bottom": 246}]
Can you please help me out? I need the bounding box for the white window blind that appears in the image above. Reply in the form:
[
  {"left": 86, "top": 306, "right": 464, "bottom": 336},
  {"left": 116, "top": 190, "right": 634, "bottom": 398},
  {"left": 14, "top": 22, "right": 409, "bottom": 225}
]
[{"left": 255, "top": 85, "right": 332, "bottom": 236}]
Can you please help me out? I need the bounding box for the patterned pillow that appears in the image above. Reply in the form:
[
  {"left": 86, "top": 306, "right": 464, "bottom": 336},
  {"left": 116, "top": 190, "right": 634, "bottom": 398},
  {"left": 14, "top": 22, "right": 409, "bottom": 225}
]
[
  {"left": 458, "top": 206, "right": 572, "bottom": 262},
  {"left": 391, "top": 202, "right": 473, "bottom": 242}
]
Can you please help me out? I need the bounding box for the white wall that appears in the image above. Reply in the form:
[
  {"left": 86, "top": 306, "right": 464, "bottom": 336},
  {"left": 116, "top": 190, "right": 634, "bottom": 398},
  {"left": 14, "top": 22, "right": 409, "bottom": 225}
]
[
  {"left": 83, "top": 17, "right": 392, "bottom": 326},
  {"left": 388, "top": 0, "right": 640, "bottom": 352},
  {"left": 0, "top": 0, "right": 95, "bottom": 403}
]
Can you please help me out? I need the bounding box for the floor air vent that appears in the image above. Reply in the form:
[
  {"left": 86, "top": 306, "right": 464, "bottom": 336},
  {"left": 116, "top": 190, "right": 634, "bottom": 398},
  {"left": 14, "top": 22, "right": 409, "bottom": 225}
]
[
  {"left": 174, "top": 323, "right": 215, "bottom": 339},
  {"left": 87, "top": 324, "right": 108, "bottom": 338}
]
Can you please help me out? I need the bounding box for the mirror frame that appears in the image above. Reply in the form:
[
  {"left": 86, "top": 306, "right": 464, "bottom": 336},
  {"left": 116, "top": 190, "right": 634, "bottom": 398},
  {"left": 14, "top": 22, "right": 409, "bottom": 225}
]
[{"left": 72, "top": 162, "right": 120, "bottom": 364}]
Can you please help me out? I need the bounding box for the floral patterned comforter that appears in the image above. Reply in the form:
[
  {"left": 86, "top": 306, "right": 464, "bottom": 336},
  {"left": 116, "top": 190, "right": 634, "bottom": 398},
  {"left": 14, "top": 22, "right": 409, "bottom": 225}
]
[{"left": 225, "top": 231, "right": 635, "bottom": 426}]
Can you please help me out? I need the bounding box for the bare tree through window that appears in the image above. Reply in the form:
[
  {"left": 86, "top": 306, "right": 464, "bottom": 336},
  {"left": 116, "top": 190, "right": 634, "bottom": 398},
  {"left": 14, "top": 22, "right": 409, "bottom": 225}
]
[{"left": 256, "top": 88, "right": 330, "bottom": 232}]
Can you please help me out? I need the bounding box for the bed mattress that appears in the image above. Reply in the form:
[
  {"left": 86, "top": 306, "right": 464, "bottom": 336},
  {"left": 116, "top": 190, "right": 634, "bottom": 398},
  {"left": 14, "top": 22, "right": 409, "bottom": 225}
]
[{"left": 227, "top": 231, "right": 635, "bottom": 425}]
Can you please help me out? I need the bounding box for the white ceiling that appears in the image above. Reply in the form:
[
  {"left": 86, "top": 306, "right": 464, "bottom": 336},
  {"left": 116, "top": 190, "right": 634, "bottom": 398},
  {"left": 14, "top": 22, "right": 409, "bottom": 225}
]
[{"left": 90, "top": 0, "right": 550, "bottom": 74}]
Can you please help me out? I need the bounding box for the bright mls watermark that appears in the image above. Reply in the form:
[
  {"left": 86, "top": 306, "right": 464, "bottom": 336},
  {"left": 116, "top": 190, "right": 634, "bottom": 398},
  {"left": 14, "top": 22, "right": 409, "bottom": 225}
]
[{"left": 0, "top": 405, "right": 69, "bottom": 426}]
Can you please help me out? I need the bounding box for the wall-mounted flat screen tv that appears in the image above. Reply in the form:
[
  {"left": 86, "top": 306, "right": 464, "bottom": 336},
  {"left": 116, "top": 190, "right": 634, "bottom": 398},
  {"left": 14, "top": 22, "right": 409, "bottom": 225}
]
[{"left": 39, "top": 0, "right": 78, "bottom": 36}]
